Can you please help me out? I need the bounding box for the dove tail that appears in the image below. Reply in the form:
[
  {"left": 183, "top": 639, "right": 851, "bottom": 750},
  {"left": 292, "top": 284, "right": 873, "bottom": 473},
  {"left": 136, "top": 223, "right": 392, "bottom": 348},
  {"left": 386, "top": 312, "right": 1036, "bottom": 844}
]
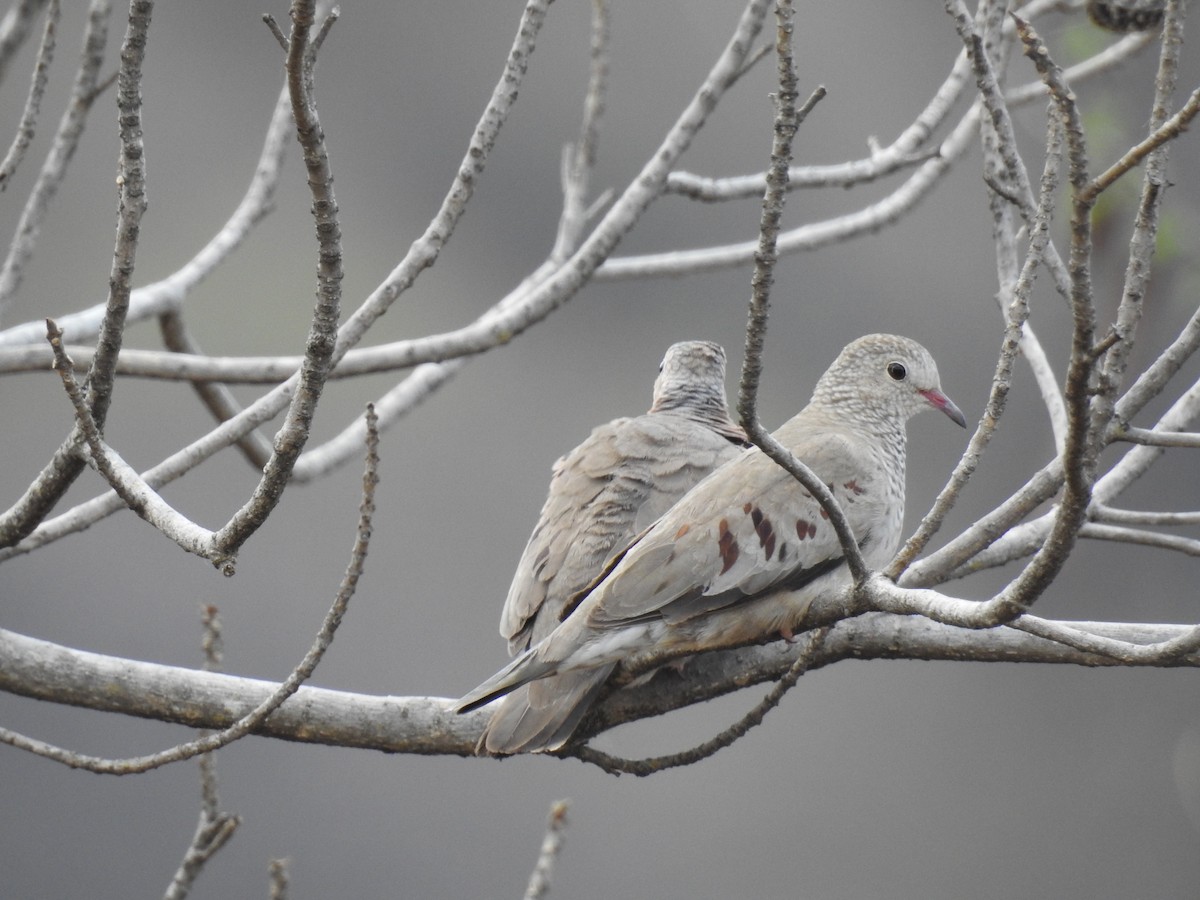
[
  {"left": 455, "top": 650, "right": 559, "bottom": 714},
  {"left": 477, "top": 664, "right": 615, "bottom": 755}
]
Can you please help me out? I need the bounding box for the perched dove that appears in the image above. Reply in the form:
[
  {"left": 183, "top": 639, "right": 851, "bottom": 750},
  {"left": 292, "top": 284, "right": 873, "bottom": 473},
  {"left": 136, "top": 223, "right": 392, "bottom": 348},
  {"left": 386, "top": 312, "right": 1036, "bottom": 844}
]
[
  {"left": 459, "top": 334, "right": 965, "bottom": 752},
  {"left": 481, "top": 340, "right": 749, "bottom": 754}
]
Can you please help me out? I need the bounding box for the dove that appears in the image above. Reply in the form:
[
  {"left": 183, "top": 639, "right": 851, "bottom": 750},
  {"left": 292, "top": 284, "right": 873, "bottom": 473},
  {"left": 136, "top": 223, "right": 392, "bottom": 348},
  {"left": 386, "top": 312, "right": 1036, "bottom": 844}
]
[
  {"left": 480, "top": 340, "right": 749, "bottom": 755},
  {"left": 458, "top": 334, "right": 965, "bottom": 752}
]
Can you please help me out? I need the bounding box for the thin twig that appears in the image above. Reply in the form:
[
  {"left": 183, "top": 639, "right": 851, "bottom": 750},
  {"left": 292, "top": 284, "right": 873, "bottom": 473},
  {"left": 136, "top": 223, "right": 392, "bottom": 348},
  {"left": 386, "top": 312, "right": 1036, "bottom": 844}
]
[
  {"left": 1009, "top": 614, "right": 1200, "bottom": 664},
  {"left": 1084, "top": 86, "right": 1200, "bottom": 202},
  {"left": 162, "top": 608, "right": 242, "bottom": 900},
  {"left": 0, "top": 0, "right": 772, "bottom": 558},
  {"left": 268, "top": 859, "right": 290, "bottom": 900},
  {"left": 523, "top": 800, "right": 570, "bottom": 900},
  {"left": 0, "top": 406, "right": 381, "bottom": 773},
  {"left": 1080, "top": 522, "right": 1200, "bottom": 557},
  {"left": 737, "top": 3, "right": 863, "bottom": 580},
  {"left": 46, "top": 318, "right": 217, "bottom": 559},
  {"left": 890, "top": 8, "right": 1068, "bottom": 579},
  {"left": 573, "top": 628, "right": 829, "bottom": 776},
  {"left": 1110, "top": 425, "right": 1200, "bottom": 447},
  {"left": 159, "top": 311, "right": 273, "bottom": 468},
  {"left": 209, "top": 0, "right": 344, "bottom": 572},
  {"left": 938, "top": 370, "right": 1200, "bottom": 579},
  {"left": 550, "top": 0, "right": 609, "bottom": 263},
  {"left": 986, "top": 16, "right": 1096, "bottom": 618},
  {"left": 0, "top": 0, "right": 51, "bottom": 84},
  {"left": 1094, "top": 0, "right": 1189, "bottom": 447},
  {"left": 595, "top": 18, "right": 1152, "bottom": 281},
  {"left": 0, "top": 0, "right": 59, "bottom": 192},
  {"left": 0, "top": 0, "right": 127, "bottom": 549},
  {"left": 88, "top": 0, "right": 152, "bottom": 427},
  {"left": 0, "top": 79, "right": 292, "bottom": 351},
  {"left": 1091, "top": 505, "right": 1200, "bottom": 526}
]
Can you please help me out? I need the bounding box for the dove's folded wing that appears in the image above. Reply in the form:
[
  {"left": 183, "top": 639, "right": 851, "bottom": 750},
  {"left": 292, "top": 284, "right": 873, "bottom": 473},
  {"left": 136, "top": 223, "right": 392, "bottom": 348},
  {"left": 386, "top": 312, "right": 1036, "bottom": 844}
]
[
  {"left": 500, "top": 413, "right": 745, "bottom": 651},
  {"left": 582, "top": 430, "right": 884, "bottom": 630}
]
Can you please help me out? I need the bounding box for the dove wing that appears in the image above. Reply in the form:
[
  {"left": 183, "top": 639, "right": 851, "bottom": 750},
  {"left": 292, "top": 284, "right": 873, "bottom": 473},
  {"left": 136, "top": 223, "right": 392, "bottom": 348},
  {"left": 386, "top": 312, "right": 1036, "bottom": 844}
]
[
  {"left": 584, "top": 427, "right": 887, "bottom": 629},
  {"left": 499, "top": 412, "right": 745, "bottom": 651}
]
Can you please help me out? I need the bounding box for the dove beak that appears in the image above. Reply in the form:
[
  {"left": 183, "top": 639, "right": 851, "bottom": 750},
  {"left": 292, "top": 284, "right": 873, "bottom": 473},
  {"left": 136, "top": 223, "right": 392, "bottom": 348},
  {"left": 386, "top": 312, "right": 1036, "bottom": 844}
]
[{"left": 920, "top": 389, "right": 967, "bottom": 427}]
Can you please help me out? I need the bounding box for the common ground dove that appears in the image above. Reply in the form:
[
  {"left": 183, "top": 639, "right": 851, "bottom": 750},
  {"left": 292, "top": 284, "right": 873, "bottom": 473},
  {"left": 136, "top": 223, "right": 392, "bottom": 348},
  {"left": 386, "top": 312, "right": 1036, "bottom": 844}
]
[
  {"left": 480, "top": 340, "right": 748, "bottom": 755},
  {"left": 460, "top": 333, "right": 965, "bottom": 753}
]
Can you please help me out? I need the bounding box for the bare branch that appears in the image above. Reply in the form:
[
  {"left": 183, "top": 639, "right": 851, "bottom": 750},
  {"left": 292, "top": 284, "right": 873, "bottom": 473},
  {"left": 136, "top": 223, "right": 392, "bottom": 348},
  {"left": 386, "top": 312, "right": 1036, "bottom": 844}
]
[
  {"left": 0, "top": 0, "right": 51, "bottom": 83},
  {"left": 5, "top": 611, "right": 1196, "bottom": 760},
  {"left": 0, "top": 0, "right": 59, "bottom": 190},
  {"left": 1079, "top": 522, "right": 1200, "bottom": 557},
  {"left": 1084, "top": 84, "right": 1200, "bottom": 202},
  {"left": 660, "top": 0, "right": 1138, "bottom": 204},
  {"left": 985, "top": 17, "right": 1096, "bottom": 618},
  {"left": 162, "top": 608, "right": 242, "bottom": 900},
  {"left": 523, "top": 800, "right": 570, "bottom": 900},
  {"left": 85, "top": 0, "right": 152, "bottom": 425},
  {"left": 735, "top": 3, "right": 864, "bottom": 583},
  {"left": 1111, "top": 425, "right": 1200, "bottom": 448},
  {"left": 1092, "top": 505, "right": 1200, "bottom": 526},
  {"left": 158, "top": 311, "right": 272, "bottom": 468},
  {"left": 573, "top": 628, "right": 829, "bottom": 776},
  {"left": 0, "top": 0, "right": 127, "bottom": 549},
  {"left": 1095, "top": 0, "right": 1189, "bottom": 428},
  {"left": 268, "top": 859, "right": 289, "bottom": 900},
  {"left": 0, "top": 81, "right": 292, "bottom": 350},
  {"left": 45, "top": 318, "right": 218, "bottom": 559},
  {"left": 550, "top": 0, "right": 608, "bottom": 263},
  {"left": 890, "top": 12, "right": 1068, "bottom": 579},
  {"left": 0, "top": 405, "right": 380, "bottom": 773},
  {"left": 934, "top": 372, "right": 1200, "bottom": 579},
  {"left": 1009, "top": 613, "right": 1200, "bottom": 664},
  {"left": 208, "top": 0, "right": 344, "bottom": 571},
  {"left": 592, "top": 24, "right": 1152, "bottom": 282},
  {"left": 0, "top": 0, "right": 774, "bottom": 558},
  {"left": 162, "top": 814, "right": 239, "bottom": 900}
]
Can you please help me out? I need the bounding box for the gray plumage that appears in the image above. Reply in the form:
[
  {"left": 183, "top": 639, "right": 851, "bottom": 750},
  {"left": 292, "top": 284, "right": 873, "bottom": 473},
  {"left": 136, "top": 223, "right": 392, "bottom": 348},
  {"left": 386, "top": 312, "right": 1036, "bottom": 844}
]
[
  {"left": 481, "top": 340, "right": 748, "bottom": 755},
  {"left": 459, "top": 335, "right": 966, "bottom": 753}
]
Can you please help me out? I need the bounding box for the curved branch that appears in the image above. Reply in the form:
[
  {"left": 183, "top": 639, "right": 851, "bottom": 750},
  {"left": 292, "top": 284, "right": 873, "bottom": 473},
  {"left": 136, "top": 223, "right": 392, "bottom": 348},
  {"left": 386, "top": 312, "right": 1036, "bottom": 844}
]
[{"left": 208, "top": 1, "right": 343, "bottom": 570}]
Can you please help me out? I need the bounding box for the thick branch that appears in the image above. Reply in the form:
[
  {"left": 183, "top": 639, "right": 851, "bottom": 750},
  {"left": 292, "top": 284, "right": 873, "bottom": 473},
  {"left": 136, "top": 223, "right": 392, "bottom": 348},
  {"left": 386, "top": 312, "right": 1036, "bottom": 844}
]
[{"left": 2, "top": 614, "right": 1196, "bottom": 760}]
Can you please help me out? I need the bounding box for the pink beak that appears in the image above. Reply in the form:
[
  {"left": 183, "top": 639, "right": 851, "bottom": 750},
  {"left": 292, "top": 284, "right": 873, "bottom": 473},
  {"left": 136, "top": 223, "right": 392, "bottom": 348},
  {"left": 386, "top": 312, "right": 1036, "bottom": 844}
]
[{"left": 920, "top": 389, "right": 967, "bottom": 427}]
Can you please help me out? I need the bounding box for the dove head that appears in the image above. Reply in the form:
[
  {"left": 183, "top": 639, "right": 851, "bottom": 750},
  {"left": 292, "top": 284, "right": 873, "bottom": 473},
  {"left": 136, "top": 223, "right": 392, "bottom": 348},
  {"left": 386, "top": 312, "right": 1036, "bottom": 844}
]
[
  {"left": 649, "top": 340, "right": 731, "bottom": 416},
  {"left": 810, "top": 334, "right": 966, "bottom": 430}
]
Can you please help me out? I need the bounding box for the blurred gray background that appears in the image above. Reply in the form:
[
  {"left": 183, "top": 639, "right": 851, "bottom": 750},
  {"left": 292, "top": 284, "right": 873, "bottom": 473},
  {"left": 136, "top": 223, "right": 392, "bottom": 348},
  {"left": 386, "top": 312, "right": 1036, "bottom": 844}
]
[{"left": 2, "top": 1, "right": 1199, "bottom": 897}]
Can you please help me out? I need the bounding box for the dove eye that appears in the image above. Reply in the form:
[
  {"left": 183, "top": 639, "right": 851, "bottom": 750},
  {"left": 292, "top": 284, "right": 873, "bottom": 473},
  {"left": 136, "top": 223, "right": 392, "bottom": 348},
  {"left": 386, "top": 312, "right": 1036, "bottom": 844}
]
[{"left": 886, "top": 362, "right": 907, "bottom": 381}]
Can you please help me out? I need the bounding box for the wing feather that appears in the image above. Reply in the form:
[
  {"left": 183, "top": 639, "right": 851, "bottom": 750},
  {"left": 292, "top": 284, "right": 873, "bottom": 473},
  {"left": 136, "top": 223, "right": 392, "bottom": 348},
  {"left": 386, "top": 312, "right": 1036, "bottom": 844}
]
[
  {"left": 500, "top": 413, "right": 745, "bottom": 651},
  {"left": 583, "top": 427, "right": 887, "bottom": 629}
]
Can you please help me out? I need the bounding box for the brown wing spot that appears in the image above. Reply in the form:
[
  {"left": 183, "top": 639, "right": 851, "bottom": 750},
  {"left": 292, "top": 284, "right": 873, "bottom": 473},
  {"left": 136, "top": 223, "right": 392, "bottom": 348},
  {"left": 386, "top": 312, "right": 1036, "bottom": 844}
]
[
  {"left": 717, "top": 518, "right": 739, "bottom": 575},
  {"left": 675, "top": 523, "right": 691, "bottom": 539},
  {"left": 747, "top": 504, "right": 776, "bottom": 560},
  {"left": 843, "top": 479, "right": 865, "bottom": 495},
  {"left": 778, "top": 542, "right": 789, "bottom": 562},
  {"left": 743, "top": 502, "right": 753, "bottom": 514},
  {"left": 795, "top": 519, "right": 817, "bottom": 540},
  {"left": 819, "top": 506, "right": 829, "bottom": 520}
]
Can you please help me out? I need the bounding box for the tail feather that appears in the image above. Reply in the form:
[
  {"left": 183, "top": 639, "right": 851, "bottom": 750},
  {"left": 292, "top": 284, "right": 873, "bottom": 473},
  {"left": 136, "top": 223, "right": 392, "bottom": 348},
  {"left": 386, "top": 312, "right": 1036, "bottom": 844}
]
[
  {"left": 478, "top": 664, "right": 615, "bottom": 755},
  {"left": 455, "top": 650, "right": 559, "bottom": 714}
]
